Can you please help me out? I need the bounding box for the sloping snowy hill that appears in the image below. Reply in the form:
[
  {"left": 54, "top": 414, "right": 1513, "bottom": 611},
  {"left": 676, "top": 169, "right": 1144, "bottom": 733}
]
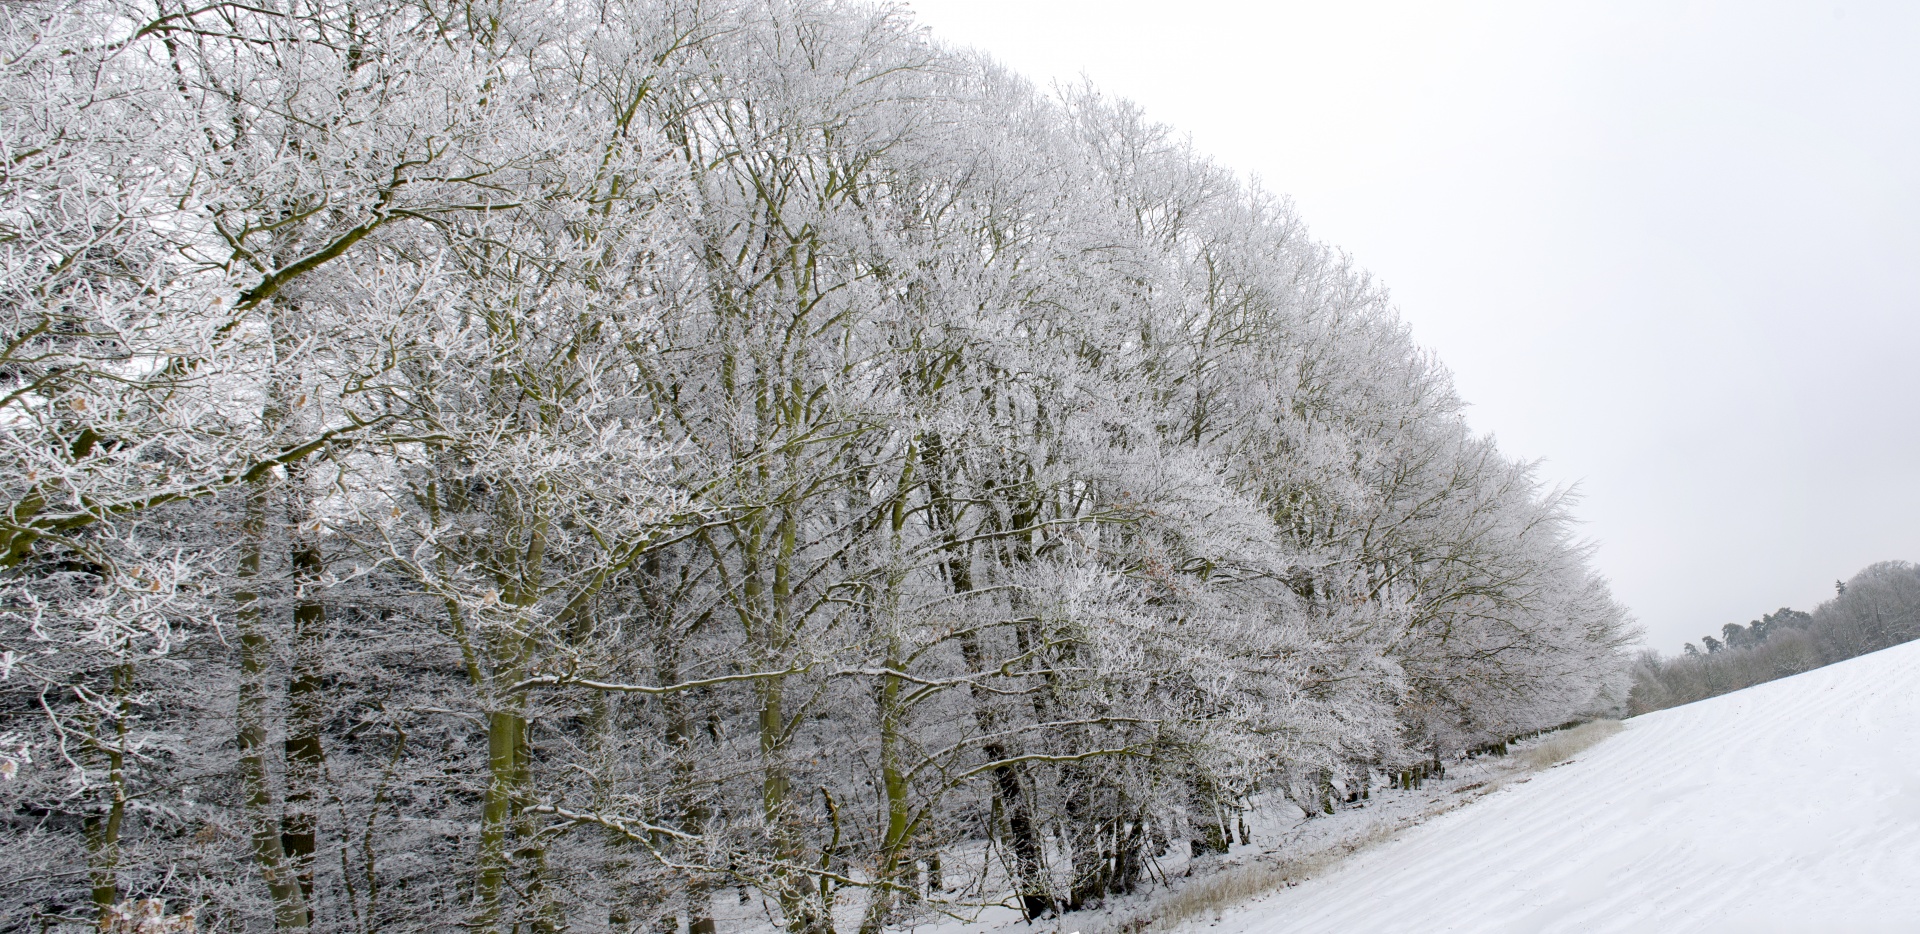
[{"left": 1216, "top": 638, "right": 1920, "bottom": 933}]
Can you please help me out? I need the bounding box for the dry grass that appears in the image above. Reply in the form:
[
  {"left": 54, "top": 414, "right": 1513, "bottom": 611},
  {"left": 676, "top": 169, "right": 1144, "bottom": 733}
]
[
  {"left": 1092, "top": 720, "right": 1626, "bottom": 934},
  {"left": 1090, "top": 805, "right": 1472, "bottom": 934},
  {"left": 1097, "top": 825, "right": 1401, "bottom": 934},
  {"left": 1518, "top": 719, "right": 1622, "bottom": 771}
]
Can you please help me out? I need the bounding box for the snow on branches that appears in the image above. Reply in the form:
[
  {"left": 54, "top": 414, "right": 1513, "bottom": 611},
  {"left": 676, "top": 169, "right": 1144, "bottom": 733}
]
[{"left": 0, "top": 1, "right": 1635, "bottom": 931}]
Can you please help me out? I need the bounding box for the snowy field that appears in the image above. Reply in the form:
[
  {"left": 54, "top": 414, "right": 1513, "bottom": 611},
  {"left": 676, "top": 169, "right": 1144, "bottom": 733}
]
[{"left": 1205, "top": 638, "right": 1920, "bottom": 934}]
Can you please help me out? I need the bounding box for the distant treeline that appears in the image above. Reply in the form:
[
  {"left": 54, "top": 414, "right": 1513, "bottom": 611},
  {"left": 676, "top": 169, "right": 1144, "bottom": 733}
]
[{"left": 1628, "top": 561, "right": 1920, "bottom": 715}]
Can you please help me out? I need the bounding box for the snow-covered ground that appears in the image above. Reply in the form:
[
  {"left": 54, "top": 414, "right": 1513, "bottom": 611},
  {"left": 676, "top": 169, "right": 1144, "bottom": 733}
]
[
  {"left": 880, "top": 748, "right": 1538, "bottom": 934},
  {"left": 1207, "top": 638, "right": 1920, "bottom": 933}
]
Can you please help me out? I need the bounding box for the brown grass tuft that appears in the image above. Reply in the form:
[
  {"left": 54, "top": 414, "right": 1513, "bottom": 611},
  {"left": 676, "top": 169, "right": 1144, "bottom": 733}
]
[{"left": 1518, "top": 719, "right": 1622, "bottom": 771}]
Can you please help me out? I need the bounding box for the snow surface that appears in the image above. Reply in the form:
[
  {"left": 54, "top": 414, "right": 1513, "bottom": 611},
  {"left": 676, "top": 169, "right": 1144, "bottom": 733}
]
[{"left": 1209, "top": 638, "right": 1920, "bottom": 933}]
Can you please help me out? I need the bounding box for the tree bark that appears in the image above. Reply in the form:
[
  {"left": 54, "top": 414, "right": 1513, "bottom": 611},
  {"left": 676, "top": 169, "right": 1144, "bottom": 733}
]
[
  {"left": 282, "top": 461, "right": 328, "bottom": 901},
  {"left": 236, "top": 477, "right": 311, "bottom": 929},
  {"left": 85, "top": 662, "right": 133, "bottom": 918}
]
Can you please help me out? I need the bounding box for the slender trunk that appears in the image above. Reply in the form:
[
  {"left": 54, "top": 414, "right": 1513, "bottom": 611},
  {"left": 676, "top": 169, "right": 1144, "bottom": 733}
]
[
  {"left": 1116, "top": 810, "right": 1147, "bottom": 895},
  {"left": 652, "top": 566, "right": 715, "bottom": 934},
  {"left": 857, "top": 652, "right": 910, "bottom": 934},
  {"left": 85, "top": 661, "right": 133, "bottom": 917},
  {"left": 676, "top": 706, "right": 718, "bottom": 934},
  {"left": 954, "top": 626, "right": 1046, "bottom": 916},
  {"left": 860, "top": 464, "right": 919, "bottom": 934},
  {"left": 1064, "top": 771, "right": 1143, "bottom": 907},
  {"left": 476, "top": 489, "right": 545, "bottom": 931},
  {"left": 996, "top": 621, "right": 1053, "bottom": 918},
  {"left": 475, "top": 697, "right": 526, "bottom": 928},
  {"left": 758, "top": 664, "right": 801, "bottom": 920},
  {"left": 924, "top": 434, "right": 1050, "bottom": 919},
  {"left": 990, "top": 757, "right": 1048, "bottom": 920},
  {"left": 1189, "top": 770, "right": 1231, "bottom": 856},
  {"left": 756, "top": 504, "right": 826, "bottom": 934},
  {"left": 236, "top": 478, "right": 311, "bottom": 929},
  {"left": 959, "top": 618, "right": 1046, "bottom": 918},
  {"left": 1064, "top": 771, "right": 1113, "bottom": 909},
  {"left": 283, "top": 462, "right": 327, "bottom": 900}
]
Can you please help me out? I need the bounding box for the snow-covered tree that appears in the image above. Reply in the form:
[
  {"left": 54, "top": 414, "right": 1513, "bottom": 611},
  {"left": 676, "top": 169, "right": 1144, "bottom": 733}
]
[{"left": 0, "top": 1, "right": 1635, "bottom": 930}]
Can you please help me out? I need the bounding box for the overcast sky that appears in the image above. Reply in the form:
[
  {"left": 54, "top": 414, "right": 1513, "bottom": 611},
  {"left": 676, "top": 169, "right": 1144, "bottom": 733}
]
[{"left": 904, "top": 0, "right": 1920, "bottom": 652}]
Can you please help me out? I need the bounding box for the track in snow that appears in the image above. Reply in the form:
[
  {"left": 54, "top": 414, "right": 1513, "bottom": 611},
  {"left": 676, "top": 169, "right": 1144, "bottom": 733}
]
[{"left": 1214, "top": 638, "right": 1920, "bottom": 933}]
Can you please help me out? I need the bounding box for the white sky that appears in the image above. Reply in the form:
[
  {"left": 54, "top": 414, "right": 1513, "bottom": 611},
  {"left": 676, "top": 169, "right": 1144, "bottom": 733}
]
[{"left": 903, "top": 0, "right": 1920, "bottom": 652}]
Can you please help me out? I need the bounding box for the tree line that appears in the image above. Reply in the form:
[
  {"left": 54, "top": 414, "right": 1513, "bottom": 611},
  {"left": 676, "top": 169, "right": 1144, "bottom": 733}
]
[
  {"left": 0, "top": 1, "right": 1635, "bottom": 931},
  {"left": 1627, "top": 561, "right": 1920, "bottom": 716}
]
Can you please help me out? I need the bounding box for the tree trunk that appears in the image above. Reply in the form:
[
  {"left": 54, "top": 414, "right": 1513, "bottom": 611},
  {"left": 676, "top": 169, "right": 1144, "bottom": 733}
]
[
  {"left": 857, "top": 656, "right": 910, "bottom": 934},
  {"left": 85, "top": 662, "right": 133, "bottom": 919},
  {"left": 474, "top": 671, "right": 528, "bottom": 929},
  {"left": 651, "top": 567, "right": 716, "bottom": 934},
  {"left": 475, "top": 486, "right": 546, "bottom": 931},
  {"left": 236, "top": 477, "right": 311, "bottom": 929},
  {"left": 926, "top": 435, "right": 1050, "bottom": 920},
  {"left": 282, "top": 461, "right": 328, "bottom": 902},
  {"left": 750, "top": 504, "right": 827, "bottom": 934}
]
